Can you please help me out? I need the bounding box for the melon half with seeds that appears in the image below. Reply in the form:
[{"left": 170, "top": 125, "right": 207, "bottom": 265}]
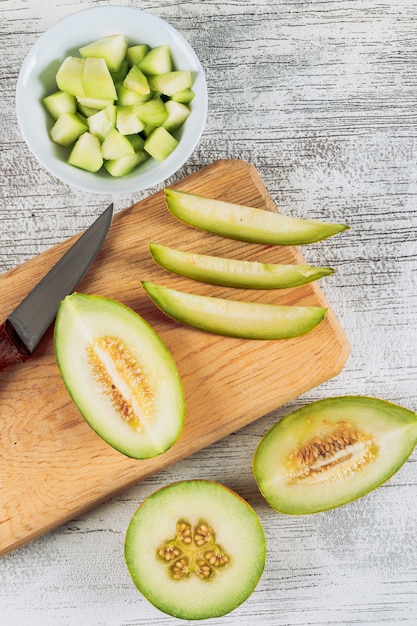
[
  {"left": 253, "top": 396, "right": 417, "bottom": 514},
  {"left": 125, "top": 480, "right": 266, "bottom": 620},
  {"left": 54, "top": 293, "right": 184, "bottom": 459}
]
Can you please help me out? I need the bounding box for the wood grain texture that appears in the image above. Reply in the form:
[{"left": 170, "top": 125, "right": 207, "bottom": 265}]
[
  {"left": 1, "top": 1, "right": 417, "bottom": 625},
  {"left": 0, "top": 159, "right": 349, "bottom": 556}
]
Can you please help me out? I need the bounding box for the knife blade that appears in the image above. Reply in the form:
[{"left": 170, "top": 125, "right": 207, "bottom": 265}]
[{"left": 0, "top": 203, "right": 113, "bottom": 371}]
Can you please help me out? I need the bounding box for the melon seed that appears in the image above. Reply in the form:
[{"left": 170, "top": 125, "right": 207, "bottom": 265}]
[{"left": 172, "top": 557, "right": 190, "bottom": 580}]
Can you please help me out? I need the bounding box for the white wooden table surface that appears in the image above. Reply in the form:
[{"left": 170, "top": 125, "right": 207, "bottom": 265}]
[{"left": 1, "top": 1, "right": 417, "bottom": 625}]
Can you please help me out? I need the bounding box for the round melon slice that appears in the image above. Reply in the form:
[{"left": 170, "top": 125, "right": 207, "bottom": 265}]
[
  {"left": 124, "top": 480, "right": 266, "bottom": 620},
  {"left": 54, "top": 292, "right": 185, "bottom": 459},
  {"left": 253, "top": 396, "right": 417, "bottom": 514}
]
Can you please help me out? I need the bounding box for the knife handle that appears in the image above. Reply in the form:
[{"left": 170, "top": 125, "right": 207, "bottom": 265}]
[{"left": 0, "top": 321, "right": 30, "bottom": 371}]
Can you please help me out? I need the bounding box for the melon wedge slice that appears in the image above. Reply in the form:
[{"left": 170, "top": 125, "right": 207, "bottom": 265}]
[
  {"left": 142, "top": 281, "right": 327, "bottom": 339},
  {"left": 149, "top": 242, "right": 335, "bottom": 289},
  {"left": 164, "top": 189, "right": 349, "bottom": 245}
]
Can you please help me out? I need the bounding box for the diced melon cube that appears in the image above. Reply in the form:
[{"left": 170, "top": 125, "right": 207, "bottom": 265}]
[
  {"left": 42, "top": 91, "right": 77, "bottom": 119},
  {"left": 139, "top": 45, "right": 173, "bottom": 75},
  {"left": 50, "top": 112, "right": 88, "bottom": 146},
  {"left": 101, "top": 127, "right": 135, "bottom": 160},
  {"left": 87, "top": 105, "right": 116, "bottom": 141},
  {"left": 82, "top": 58, "right": 117, "bottom": 101},
  {"left": 148, "top": 71, "right": 193, "bottom": 97},
  {"left": 171, "top": 88, "right": 195, "bottom": 104},
  {"left": 162, "top": 100, "right": 190, "bottom": 132},
  {"left": 123, "top": 65, "right": 150, "bottom": 96},
  {"left": 126, "top": 44, "right": 150, "bottom": 67},
  {"left": 76, "top": 96, "right": 115, "bottom": 111},
  {"left": 116, "top": 106, "right": 145, "bottom": 135},
  {"left": 104, "top": 151, "right": 149, "bottom": 177},
  {"left": 134, "top": 98, "right": 168, "bottom": 126},
  {"left": 68, "top": 132, "right": 103, "bottom": 172},
  {"left": 76, "top": 103, "right": 100, "bottom": 117},
  {"left": 56, "top": 57, "right": 86, "bottom": 98},
  {"left": 79, "top": 34, "right": 128, "bottom": 72},
  {"left": 116, "top": 83, "right": 151, "bottom": 106},
  {"left": 144, "top": 126, "right": 178, "bottom": 162}
]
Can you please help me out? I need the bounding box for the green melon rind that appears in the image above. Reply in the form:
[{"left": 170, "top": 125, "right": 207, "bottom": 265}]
[
  {"left": 164, "top": 189, "right": 349, "bottom": 245},
  {"left": 124, "top": 480, "right": 266, "bottom": 620},
  {"left": 252, "top": 396, "right": 417, "bottom": 515},
  {"left": 142, "top": 281, "right": 327, "bottom": 339},
  {"left": 54, "top": 292, "right": 185, "bottom": 459},
  {"left": 149, "top": 242, "right": 335, "bottom": 289}
]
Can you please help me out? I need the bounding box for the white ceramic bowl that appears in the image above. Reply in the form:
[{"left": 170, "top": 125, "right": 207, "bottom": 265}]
[{"left": 16, "top": 6, "right": 208, "bottom": 194}]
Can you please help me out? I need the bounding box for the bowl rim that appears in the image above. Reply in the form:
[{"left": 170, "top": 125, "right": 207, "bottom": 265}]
[{"left": 16, "top": 5, "right": 208, "bottom": 195}]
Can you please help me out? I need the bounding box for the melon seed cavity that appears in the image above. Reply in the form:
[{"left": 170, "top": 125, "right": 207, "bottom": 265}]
[
  {"left": 158, "top": 519, "right": 230, "bottom": 581},
  {"left": 287, "top": 421, "right": 378, "bottom": 484},
  {"left": 87, "top": 335, "right": 155, "bottom": 430}
]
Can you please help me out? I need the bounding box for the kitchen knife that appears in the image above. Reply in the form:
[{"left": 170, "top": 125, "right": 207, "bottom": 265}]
[{"left": 0, "top": 203, "right": 113, "bottom": 372}]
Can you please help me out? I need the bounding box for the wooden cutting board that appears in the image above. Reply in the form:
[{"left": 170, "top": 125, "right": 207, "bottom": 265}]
[{"left": 0, "top": 160, "right": 349, "bottom": 556}]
